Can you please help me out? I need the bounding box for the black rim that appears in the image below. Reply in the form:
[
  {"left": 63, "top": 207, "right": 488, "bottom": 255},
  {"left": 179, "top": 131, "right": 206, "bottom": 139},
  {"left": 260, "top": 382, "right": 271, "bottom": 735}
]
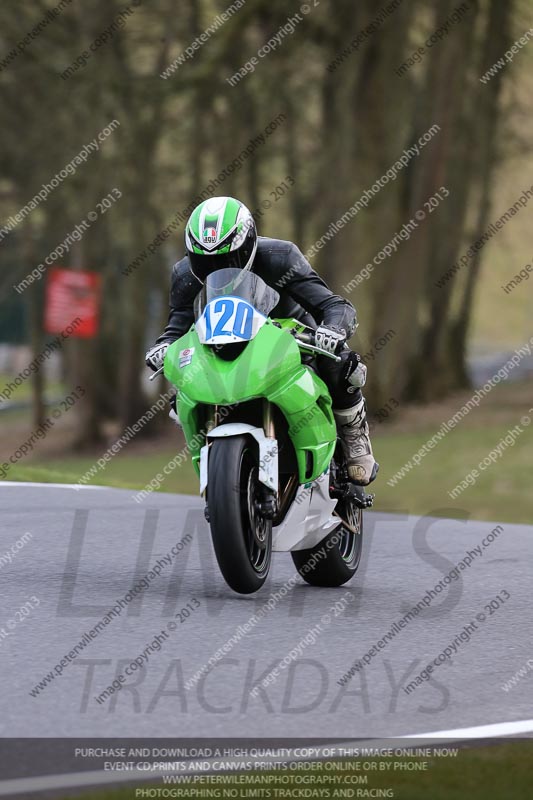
[
  {"left": 331, "top": 447, "right": 364, "bottom": 565},
  {"left": 333, "top": 495, "right": 363, "bottom": 566},
  {"left": 239, "top": 449, "right": 271, "bottom": 574}
]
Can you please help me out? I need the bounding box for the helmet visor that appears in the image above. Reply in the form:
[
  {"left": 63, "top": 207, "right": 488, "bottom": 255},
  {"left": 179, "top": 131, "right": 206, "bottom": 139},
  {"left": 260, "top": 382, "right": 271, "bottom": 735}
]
[
  {"left": 188, "top": 249, "right": 249, "bottom": 283},
  {"left": 188, "top": 230, "right": 256, "bottom": 283}
]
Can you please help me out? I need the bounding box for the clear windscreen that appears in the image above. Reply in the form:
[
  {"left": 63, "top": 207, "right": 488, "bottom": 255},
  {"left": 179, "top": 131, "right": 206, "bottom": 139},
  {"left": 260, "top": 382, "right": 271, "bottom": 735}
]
[{"left": 193, "top": 269, "right": 280, "bottom": 320}]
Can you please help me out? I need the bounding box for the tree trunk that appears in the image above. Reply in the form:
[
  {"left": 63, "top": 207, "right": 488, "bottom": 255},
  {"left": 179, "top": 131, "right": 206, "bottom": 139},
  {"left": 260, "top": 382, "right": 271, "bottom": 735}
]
[{"left": 449, "top": 0, "right": 513, "bottom": 384}]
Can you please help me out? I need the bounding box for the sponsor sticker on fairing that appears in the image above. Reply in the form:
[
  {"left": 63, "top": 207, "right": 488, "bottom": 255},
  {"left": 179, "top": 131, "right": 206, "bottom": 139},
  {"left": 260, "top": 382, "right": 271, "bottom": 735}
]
[{"left": 179, "top": 347, "right": 195, "bottom": 368}]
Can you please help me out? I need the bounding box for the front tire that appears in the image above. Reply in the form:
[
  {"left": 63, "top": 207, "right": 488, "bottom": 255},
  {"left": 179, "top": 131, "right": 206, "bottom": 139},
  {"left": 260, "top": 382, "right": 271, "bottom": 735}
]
[
  {"left": 291, "top": 497, "right": 363, "bottom": 587},
  {"left": 208, "top": 436, "right": 272, "bottom": 594}
]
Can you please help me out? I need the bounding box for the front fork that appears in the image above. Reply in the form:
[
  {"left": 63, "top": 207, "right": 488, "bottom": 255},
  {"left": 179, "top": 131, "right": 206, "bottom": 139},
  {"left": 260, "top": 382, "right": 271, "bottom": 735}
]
[
  {"left": 263, "top": 398, "right": 275, "bottom": 439},
  {"left": 205, "top": 399, "right": 274, "bottom": 435},
  {"left": 259, "top": 400, "right": 278, "bottom": 518},
  {"left": 203, "top": 402, "right": 279, "bottom": 522}
]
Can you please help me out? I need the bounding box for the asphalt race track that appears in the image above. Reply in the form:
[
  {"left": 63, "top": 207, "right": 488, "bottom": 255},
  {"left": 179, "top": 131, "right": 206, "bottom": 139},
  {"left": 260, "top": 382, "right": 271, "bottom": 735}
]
[{"left": 1, "top": 483, "right": 532, "bottom": 743}]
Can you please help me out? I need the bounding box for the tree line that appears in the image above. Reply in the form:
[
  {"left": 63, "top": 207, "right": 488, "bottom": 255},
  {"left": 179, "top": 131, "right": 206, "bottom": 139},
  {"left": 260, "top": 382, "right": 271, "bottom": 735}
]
[{"left": 0, "top": 0, "right": 518, "bottom": 443}]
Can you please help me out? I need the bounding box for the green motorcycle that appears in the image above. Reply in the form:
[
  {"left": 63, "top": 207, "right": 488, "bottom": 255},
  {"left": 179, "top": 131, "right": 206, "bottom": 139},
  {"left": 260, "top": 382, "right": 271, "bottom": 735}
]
[{"left": 163, "top": 268, "right": 374, "bottom": 594}]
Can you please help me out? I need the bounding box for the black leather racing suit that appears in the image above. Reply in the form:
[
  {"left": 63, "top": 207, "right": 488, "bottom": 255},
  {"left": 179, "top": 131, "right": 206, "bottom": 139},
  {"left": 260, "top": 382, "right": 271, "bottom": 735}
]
[{"left": 156, "top": 236, "right": 360, "bottom": 409}]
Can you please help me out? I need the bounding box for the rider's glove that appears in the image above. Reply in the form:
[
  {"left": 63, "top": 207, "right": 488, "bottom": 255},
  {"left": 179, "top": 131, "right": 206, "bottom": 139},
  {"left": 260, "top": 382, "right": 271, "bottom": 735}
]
[
  {"left": 342, "top": 351, "right": 367, "bottom": 391},
  {"left": 315, "top": 324, "right": 347, "bottom": 355},
  {"left": 145, "top": 343, "right": 169, "bottom": 371}
]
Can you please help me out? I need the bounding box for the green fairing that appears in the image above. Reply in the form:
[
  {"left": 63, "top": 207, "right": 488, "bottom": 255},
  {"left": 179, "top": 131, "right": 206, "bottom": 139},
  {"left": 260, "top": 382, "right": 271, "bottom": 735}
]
[{"left": 164, "top": 320, "right": 337, "bottom": 483}]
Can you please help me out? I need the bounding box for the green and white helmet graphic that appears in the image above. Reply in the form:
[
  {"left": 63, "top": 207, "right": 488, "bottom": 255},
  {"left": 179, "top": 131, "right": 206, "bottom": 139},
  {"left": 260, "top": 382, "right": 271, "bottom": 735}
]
[{"left": 185, "top": 196, "right": 258, "bottom": 283}]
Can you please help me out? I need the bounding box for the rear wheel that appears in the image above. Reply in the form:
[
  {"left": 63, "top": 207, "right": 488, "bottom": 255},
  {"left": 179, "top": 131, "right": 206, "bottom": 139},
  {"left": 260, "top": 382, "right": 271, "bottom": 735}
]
[
  {"left": 208, "top": 436, "right": 272, "bottom": 594},
  {"left": 290, "top": 456, "right": 364, "bottom": 587},
  {"left": 291, "top": 501, "right": 362, "bottom": 587}
]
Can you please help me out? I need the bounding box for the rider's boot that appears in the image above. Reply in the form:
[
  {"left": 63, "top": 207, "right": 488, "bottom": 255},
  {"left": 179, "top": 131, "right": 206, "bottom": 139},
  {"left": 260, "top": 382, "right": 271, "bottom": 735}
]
[{"left": 333, "top": 398, "right": 379, "bottom": 486}]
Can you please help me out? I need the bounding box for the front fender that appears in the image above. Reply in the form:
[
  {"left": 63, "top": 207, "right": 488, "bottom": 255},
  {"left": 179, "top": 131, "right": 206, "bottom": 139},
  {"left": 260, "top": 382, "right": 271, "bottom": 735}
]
[{"left": 199, "top": 423, "right": 278, "bottom": 495}]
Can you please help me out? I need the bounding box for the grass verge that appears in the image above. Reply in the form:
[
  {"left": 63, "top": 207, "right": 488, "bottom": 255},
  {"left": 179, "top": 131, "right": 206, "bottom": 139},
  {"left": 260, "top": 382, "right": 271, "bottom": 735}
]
[{"left": 2, "top": 382, "right": 531, "bottom": 524}]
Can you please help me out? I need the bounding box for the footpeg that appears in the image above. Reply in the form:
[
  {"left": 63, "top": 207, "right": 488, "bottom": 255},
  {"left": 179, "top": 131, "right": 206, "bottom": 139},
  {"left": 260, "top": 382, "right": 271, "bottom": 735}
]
[
  {"left": 348, "top": 483, "right": 374, "bottom": 508},
  {"left": 329, "top": 481, "right": 374, "bottom": 508},
  {"left": 350, "top": 485, "right": 376, "bottom": 508}
]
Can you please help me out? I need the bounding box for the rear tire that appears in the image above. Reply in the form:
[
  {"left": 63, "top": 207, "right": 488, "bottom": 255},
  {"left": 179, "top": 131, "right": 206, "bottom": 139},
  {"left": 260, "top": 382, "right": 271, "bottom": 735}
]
[
  {"left": 209, "top": 436, "right": 272, "bottom": 594},
  {"left": 291, "top": 496, "right": 363, "bottom": 587}
]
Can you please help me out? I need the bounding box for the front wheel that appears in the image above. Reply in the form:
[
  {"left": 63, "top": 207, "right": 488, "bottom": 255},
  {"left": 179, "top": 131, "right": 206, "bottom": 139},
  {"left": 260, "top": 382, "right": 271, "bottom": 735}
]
[
  {"left": 291, "top": 496, "right": 363, "bottom": 587},
  {"left": 208, "top": 436, "right": 272, "bottom": 594}
]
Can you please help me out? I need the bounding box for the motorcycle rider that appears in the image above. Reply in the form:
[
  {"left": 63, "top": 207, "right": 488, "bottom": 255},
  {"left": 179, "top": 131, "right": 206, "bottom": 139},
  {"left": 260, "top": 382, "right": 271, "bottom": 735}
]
[{"left": 146, "top": 196, "right": 378, "bottom": 486}]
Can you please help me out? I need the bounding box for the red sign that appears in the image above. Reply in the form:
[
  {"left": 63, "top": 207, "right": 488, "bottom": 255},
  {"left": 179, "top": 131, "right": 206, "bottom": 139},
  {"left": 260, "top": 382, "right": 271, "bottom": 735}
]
[{"left": 44, "top": 268, "right": 101, "bottom": 338}]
